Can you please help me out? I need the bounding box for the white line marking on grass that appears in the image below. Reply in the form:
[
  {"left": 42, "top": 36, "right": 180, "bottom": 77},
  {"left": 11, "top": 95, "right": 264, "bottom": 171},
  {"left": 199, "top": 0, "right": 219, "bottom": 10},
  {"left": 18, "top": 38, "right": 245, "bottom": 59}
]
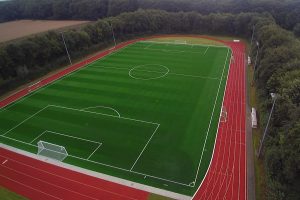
[
  {"left": 204, "top": 46, "right": 209, "bottom": 55},
  {"left": 129, "top": 64, "right": 169, "bottom": 80},
  {"left": 0, "top": 43, "right": 135, "bottom": 113},
  {"left": 45, "top": 130, "right": 101, "bottom": 145},
  {"left": 130, "top": 124, "right": 160, "bottom": 171},
  {"left": 2, "top": 105, "right": 50, "bottom": 136},
  {"left": 81, "top": 105, "right": 120, "bottom": 117},
  {"left": 0, "top": 174, "right": 63, "bottom": 200},
  {"left": 139, "top": 41, "right": 227, "bottom": 48},
  {"left": 30, "top": 130, "right": 47, "bottom": 143},
  {"left": 144, "top": 43, "right": 155, "bottom": 49},
  {"left": 87, "top": 143, "right": 102, "bottom": 160},
  {"left": 192, "top": 48, "right": 230, "bottom": 185},
  {"left": 49, "top": 104, "right": 159, "bottom": 125},
  {"left": 1, "top": 133, "right": 192, "bottom": 187},
  {"left": 2, "top": 159, "right": 7, "bottom": 164},
  {"left": 170, "top": 72, "right": 219, "bottom": 80},
  {"left": 91, "top": 65, "right": 220, "bottom": 80},
  {"left": 0, "top": 135, "right": 37, "bottom": 147}
]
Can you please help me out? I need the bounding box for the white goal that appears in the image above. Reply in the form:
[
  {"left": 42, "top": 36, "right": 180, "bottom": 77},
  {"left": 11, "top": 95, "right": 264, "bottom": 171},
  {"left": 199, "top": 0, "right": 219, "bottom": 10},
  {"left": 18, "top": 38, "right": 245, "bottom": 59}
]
[
  {"left": 174, "top": 40, "right": 187, "bottom": 44},
  {"left": 37, "top": 140, "right": 68, "bottom": 161}
]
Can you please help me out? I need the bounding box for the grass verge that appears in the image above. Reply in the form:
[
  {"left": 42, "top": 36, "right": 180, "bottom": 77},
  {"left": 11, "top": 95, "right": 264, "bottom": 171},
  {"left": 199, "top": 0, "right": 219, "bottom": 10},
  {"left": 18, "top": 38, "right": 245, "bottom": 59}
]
[
  {"left": 247, "top": 63, "right": 267, "bottom": 200},
  {"left": 0, "top": 187, "right": 27, "bottom": 200}
]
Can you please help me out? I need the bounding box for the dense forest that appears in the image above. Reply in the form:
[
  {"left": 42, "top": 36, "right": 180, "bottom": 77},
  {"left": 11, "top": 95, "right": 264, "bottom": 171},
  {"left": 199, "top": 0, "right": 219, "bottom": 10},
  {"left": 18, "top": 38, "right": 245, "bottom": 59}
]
[
  {"left": 0, "top": 1, "right": 299, "bottom": 200},
  {"left": 0, "top": 0, "right": 300, "bottom": 34}
]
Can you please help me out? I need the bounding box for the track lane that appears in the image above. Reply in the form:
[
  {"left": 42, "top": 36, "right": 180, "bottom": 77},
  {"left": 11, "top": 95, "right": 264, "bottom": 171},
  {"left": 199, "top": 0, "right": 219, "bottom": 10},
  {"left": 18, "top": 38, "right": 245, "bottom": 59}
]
[{"left": 193, "top": 42, "right": 246, "bottom": 200}]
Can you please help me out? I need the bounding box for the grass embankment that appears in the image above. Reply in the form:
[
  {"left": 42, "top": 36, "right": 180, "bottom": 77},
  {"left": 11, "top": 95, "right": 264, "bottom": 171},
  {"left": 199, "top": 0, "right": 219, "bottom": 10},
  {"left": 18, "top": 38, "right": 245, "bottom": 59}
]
[
  {"left": 0, "top": 187, "right": 27, "bottom": 200},
  {"left": 247, "top": 63, "right": 267, "bottom": 200}
]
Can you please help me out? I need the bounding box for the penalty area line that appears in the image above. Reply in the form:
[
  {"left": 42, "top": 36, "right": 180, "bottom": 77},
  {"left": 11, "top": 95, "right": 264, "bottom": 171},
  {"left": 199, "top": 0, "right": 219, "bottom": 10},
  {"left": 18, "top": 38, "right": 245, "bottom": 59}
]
[
  {"left": 192, "top": 48, "right": 230, "bottom": 184},
  {"left": 87, "top": 143, "right": 102, "bottom": 160},
  {"left": 130, "top": 124, "right": 160, "bottom": 171}
]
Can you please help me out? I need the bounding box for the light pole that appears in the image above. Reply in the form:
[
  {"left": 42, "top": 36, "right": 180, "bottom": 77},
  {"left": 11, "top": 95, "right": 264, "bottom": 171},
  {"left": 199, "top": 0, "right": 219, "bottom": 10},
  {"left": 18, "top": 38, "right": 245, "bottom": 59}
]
[
  {"left": 61, "top": 32, "right": 72, "bottom": 65},
  {"left": 253, "top": 41, "right": 260, "bottom": 72},
  {"left": 257, "top": 93, "right": 277, "bottom": 158},
  {"left": 252, "top": 41, "right": 260, "bottom": 85},
  {"left": 250, "top": 25, "right": 256, "bottom": 50},
  {"left": 108, "top": 22, "right": 117, "bottom": 48}
]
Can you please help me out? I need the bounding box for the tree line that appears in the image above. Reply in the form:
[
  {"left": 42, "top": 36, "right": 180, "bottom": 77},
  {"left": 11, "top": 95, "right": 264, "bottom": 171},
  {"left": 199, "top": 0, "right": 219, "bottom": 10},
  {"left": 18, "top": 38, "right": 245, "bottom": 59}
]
[
  {"left": 1, "top": 0, "right": 300, "bottom": 35},
  {"left": 0, "top": 8, "right": 299, "bottom": 200},
  {"left": 249, "top": 14, "right": 300, "bottom": 200}
]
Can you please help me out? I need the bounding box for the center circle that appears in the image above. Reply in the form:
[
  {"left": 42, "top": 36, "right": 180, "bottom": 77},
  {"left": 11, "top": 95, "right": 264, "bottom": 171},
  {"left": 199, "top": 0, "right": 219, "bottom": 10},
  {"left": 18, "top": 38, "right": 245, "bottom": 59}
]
[{"left": 129, "top": 64, "right": 169, "bottom": 80}]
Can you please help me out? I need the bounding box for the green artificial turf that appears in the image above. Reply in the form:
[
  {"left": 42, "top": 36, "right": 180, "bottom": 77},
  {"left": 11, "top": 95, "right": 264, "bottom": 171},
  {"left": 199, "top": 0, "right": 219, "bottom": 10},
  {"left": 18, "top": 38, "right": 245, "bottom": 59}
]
[{"left": 0, "top": 41, "right": 231, "bottom": 196}]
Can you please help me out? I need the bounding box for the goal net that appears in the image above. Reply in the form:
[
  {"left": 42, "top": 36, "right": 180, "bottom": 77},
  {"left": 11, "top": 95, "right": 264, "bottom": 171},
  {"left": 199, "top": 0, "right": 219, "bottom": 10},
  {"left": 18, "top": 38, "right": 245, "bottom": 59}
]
[
  {"left": 220, "top": 106, "right": 227, "bottom": 122},
  {"left": 174, "top": 40, "right": 187, "bottom": 45},
  {"left": 37, "top": 141, "right": 68, "bottom": 161}
]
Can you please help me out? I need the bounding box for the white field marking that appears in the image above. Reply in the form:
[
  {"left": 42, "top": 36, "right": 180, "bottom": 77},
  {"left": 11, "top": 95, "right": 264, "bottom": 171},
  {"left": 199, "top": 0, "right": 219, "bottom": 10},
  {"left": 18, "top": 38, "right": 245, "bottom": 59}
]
[
  {"left": 143, "top": 47, "right": 202, "bottom": 54},
  {"left": 1, "top": 128, "right": 192, "bottom": 187},
  {"left": 170, "top": 72, "right": 219, "bottom": 80},
  {"left": 129, "top": 64, "right": 169, "bottom": 80},
  {"left": 2, "top": 159, "right": 7, "bottom": 164},
  {"left": 98, "top": 43, "right": 133, "bottom": 61},
  {"left": 204, "top": 46, "right": 209, "bottom": 55},
  {"left": 191, "top": 46, "right": 233, "bottom": 198},
  {"left": 204, "top": 49, "right": 236, "bottom": 200},
  {"left": 130, "top": 124, "right": 160, "bottom": 171},
  {"left": 1, "top": 131, "right": 191, "bottom": 187},
  {"left": 90, "top": 65, "right": 220, "bottom": 80},
  {"left": 87, "top": 143, "right": 102, "bottom": 160},
  {"left": 144, "top": 42, "right": 155, "bottom": 49},
  {"left": 0, "top": 155, "right": 143, "bottom": 200},
  {"left": 192, "top": 48, "right": 233, "bottom": 199},
  {"left": 0, "top": 174, "right": 63, "bottom": 200},
  {"left": 49, "top": 104, "right": 159, "bottom": 126},
  {"left": 1, "top": 105, "right": 50, "bottom": 136},
  {"left": 222, "top": 45, "right": 239, "bottom": 200},
  {"left": 1, "top": 165, "right": 99, "bottom": 200},
  {"left": 192, "top": 48, "right": 230, "bottom": 185},
  {"left": 45, "top": 130, "right": 101, "bottom": 145},
  {"left": 81, "top": 105, "right": 120, "bottom": 118},
  {"left": 0, "top": 42, "right": 134, "bottom": 113},
  {"left": 139, "top": 40, "right": 227, "bottom": 48},
  {"left": 30, "top": 130, "right": 47, "bottom": 143}
]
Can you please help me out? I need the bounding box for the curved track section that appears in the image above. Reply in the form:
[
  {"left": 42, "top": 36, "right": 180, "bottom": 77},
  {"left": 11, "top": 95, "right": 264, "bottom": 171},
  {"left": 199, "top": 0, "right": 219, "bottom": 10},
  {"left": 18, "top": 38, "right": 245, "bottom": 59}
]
[{"left": 193, "top": 41, "right": 246, "bottom": 200}]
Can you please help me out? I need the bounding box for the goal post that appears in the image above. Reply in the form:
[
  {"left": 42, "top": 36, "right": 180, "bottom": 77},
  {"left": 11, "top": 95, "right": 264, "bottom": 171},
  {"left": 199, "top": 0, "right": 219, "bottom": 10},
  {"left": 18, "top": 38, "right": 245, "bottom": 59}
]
[{"left": 37, "top": 141, "right": 68, "bottom": 161}]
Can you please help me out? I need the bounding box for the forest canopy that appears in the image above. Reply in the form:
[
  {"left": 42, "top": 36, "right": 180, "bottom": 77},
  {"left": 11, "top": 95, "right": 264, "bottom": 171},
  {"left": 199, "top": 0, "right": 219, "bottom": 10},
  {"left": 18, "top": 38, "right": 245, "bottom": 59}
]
[{"left": 0, "top": 0, "right": 300, "bottom": 32}]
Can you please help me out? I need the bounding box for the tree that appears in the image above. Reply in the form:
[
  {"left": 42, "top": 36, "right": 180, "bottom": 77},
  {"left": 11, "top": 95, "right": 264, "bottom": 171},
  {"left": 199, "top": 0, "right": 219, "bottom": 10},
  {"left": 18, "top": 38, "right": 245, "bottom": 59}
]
[{"left": 293, "top": 23, "right": 300, "bottom": 37}]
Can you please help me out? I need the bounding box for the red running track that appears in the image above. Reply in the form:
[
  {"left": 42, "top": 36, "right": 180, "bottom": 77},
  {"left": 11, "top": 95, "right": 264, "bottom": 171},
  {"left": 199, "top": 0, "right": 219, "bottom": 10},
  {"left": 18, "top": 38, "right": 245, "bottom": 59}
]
[
  {"left": 0, "top": 36, "right": 246, "bottom": 200},
  {"left": 193, "top": 41, "right": 247, "bottom": 200},
  {"left": 0, "top": 148, "right": 149, "bottom": 200}
]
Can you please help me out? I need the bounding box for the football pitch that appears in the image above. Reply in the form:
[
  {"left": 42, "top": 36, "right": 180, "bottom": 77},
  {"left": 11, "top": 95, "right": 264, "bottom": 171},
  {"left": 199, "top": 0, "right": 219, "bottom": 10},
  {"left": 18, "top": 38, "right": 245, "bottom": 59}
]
[{"left": 0, "top": 41, "right": 231, "bottom": 196}]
